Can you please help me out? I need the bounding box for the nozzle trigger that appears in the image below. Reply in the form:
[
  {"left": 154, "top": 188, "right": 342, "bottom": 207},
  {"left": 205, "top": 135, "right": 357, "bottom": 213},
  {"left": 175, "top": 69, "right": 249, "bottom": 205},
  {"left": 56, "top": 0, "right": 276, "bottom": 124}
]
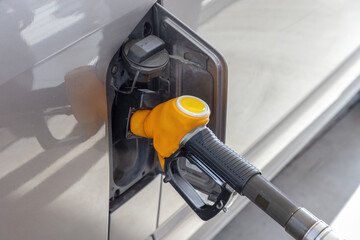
[{"left": 164, "top": 151, "right": 232, "bottom": 221}]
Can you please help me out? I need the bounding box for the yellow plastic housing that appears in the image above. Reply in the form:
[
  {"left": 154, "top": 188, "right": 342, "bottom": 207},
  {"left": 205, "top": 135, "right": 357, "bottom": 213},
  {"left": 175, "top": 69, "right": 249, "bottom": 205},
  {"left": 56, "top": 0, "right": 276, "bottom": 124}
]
[{"left": 130, "top": 96, "right": 210, "bottom": 170}]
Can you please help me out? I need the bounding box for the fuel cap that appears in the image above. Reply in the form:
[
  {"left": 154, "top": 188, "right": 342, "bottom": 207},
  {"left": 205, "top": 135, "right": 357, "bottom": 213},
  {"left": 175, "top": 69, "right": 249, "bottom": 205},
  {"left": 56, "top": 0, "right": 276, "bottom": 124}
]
[
  {"left": 122, "top": 35, "right": 169, "bottom": 76},
  {"left": 176, "top": 95, "right": 210, "bottom": 117}
]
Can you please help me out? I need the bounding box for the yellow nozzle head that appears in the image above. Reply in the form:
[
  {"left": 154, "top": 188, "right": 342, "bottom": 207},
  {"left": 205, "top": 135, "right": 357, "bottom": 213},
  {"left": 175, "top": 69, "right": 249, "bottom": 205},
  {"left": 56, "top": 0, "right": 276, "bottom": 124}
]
[{"left": 130, "top": 96, "right": 210, "bottom": 170}]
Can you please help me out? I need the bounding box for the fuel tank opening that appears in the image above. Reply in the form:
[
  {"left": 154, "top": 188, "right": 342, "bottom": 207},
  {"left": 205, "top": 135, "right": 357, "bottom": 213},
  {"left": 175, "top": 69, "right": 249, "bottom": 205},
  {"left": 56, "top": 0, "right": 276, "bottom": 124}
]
[{"left": 107, "top": 3, "right": 227, "bottom": 213}]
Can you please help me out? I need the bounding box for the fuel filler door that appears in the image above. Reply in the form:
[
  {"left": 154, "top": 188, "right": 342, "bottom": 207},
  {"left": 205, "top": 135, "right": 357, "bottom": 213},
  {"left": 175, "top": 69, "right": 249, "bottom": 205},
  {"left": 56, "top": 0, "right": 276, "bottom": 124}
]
[{"left": 107, "top": 3, "right": 228, "bottom": 212}]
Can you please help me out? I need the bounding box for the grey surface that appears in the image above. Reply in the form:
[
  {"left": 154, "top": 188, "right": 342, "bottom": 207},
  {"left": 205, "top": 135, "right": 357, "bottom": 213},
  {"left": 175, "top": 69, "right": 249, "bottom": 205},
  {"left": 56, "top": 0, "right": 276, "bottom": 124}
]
[
  {"left": 0, "top": 0, "right": 156, "bottom": 239},
  {"left": 197, "top": 0, "right": 360, "bottom": 155},
  {"left": 214, "top": 103, "right": 360, "bottom": 239}
]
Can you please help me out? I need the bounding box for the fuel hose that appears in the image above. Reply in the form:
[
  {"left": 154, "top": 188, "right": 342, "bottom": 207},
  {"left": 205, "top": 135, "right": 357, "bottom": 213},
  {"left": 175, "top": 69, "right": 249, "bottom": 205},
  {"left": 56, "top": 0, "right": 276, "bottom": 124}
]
[{"left": 183, "top": 127, "right": 339, "bottom": 240}]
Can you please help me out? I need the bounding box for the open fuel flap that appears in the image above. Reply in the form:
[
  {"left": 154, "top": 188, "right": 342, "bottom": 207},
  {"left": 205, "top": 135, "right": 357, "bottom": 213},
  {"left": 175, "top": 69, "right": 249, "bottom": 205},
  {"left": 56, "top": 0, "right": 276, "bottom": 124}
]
[{"left": 107, "top": 3, "right": 228, "bottom": 212}]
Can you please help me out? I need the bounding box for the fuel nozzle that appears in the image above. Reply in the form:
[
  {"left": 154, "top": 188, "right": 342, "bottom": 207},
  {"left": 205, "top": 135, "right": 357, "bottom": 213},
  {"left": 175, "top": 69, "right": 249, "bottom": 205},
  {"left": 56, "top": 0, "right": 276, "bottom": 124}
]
[
  {"left": 130, "top": 95, "right": 235, "bottom": 220},
  {"left": 130, "top": 96, "right": 339, "bottom": 239}
]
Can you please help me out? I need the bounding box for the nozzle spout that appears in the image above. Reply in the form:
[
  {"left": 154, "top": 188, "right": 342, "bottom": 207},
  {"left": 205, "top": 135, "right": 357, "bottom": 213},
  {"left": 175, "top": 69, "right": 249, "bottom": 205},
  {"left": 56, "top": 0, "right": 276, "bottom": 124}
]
[{"left": 130, "top": 109, "right": 151, "bottom": 138}]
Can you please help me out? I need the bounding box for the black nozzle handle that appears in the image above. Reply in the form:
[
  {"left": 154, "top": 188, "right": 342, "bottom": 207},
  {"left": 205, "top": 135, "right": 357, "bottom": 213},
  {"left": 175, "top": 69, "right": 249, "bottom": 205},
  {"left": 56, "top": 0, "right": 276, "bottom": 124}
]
[
  {"left": 183, "top": 127, "right": 260, "bottom": 193},
  {"left": 183, "top": 127, "right": 333, "bottom": 240}
]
